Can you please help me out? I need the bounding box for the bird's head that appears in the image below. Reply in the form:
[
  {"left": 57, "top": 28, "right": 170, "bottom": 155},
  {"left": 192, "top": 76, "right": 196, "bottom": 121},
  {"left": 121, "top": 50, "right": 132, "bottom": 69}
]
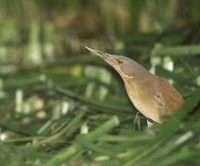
[{"left": 85, "top": 46, "right": 147, "bottom": 81}]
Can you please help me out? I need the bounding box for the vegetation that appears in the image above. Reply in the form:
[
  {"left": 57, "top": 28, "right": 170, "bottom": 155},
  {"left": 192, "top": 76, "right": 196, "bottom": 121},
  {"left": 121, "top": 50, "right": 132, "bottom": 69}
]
[{"left": 0, "top": 0, "right": 199, "bottom": 165}]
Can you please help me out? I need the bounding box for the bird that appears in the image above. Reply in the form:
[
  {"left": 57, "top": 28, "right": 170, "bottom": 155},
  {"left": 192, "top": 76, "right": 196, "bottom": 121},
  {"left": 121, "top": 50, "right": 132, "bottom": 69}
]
[{"left": 85, "top": 46, "right": 184, "bottom": 123}]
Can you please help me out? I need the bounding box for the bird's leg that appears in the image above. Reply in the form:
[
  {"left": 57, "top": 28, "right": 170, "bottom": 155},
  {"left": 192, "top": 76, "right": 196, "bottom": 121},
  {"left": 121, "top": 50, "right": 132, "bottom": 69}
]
[
  {"left": 146, "top": 117, "right": 156, "bottom": 128},
  {"left": 147, "top": 120, "right": 153, "bottom": 127},
  {"left": 131, "top": 112, "right": 146, "bottom": 130}
]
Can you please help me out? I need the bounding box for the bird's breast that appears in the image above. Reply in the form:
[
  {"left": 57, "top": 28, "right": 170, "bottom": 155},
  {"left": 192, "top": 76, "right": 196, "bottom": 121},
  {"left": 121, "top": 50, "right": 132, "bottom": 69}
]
[
  {"left": 124, "top": 80, "right": 162, "bottom": 123},
  {"left": 128, "top": 92, "right": 161, "bottom": 123}
]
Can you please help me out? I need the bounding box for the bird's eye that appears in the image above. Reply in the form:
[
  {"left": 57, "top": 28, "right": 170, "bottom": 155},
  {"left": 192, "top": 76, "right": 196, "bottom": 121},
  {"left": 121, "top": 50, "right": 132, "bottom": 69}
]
[{"left": 116, "top": 59, "right": 123, "bottom": 64}]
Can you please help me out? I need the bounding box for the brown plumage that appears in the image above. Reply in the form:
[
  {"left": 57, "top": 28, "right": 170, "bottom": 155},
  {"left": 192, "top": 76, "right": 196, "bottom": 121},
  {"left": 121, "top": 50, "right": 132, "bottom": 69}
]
[{"left": 85, "top": 47, "right": 184, "bottom": 123}]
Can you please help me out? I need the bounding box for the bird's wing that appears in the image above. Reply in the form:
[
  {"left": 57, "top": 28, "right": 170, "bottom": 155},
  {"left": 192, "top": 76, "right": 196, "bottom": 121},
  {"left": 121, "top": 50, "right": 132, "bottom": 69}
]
[{"left": 155, "top": 76, "right": 184, "bottom": 121}]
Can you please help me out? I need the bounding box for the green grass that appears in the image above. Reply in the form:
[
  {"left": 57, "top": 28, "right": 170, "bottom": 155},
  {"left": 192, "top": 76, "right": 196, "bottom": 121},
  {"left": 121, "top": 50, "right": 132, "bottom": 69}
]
[{"left": 0, "top": 49, "right": 199, "bottom": 165}]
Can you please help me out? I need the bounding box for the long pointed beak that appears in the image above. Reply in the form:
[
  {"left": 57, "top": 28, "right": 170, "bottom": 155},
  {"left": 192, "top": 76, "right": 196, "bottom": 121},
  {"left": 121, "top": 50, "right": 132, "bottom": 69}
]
[
  {"left": 85, "top": 46, "right": 113, "bottom": 62},
  {"left": 85, "top": 46, "right": 128, "bottom": 78}
]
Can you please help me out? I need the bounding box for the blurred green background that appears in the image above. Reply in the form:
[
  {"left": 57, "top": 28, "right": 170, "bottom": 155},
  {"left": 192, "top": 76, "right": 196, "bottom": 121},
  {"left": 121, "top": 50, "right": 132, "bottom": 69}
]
[{"left": 0, "top": 0, "right": 200, "bottom": 165}]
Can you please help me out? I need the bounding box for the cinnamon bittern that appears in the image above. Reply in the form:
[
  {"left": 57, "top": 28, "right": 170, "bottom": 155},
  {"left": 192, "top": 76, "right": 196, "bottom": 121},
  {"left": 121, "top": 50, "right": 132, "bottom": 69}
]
[{"left": 85, "top": 46, "right": 184, "bottom": 123}]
